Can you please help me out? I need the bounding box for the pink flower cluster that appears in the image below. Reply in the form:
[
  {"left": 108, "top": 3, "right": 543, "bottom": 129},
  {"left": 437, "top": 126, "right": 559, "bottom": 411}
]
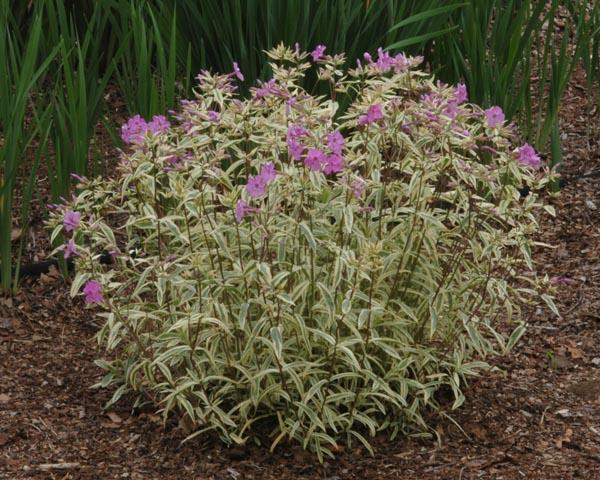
[
  {"left": 358, "top": 104, "right": 384, "bottom": 125},
  {"left": 83, "top": 280, "right": 103, "bottom": 304},
  {"left": 63, "top": 210, "right": 81, "bottom": 232},
  {"left": 454, "top": 84, "right": 468, "bottom": 104},
  {"left": 287, "top": 125, "right": 308, "bottom": 160},
  {"left": 362, "top": 48, "right": 422, "bottom": 73},
  {"left": 121, "top": 114, "right": 171, "bottom": 145},
  {"left": 305, "top": 149, "right": 343, "bottom": 174},
  {"left": 485, "top": 106, "right": 505, "bottom": 128},
  {"left": 304, "top": 148, "right": 326, "bottom": 171},
  {"left": 443, "top": 84, "right": 468, "bottom": 119},
  {"left": 517, "top": 143, "right": 541, "bottom": 168},
  {"left": 327, "top": 131, "right": 344, "bottom": 155},
  {"left": 246, "top": 162, "right": 278, "bottom": 198},
  {"left": 311, "top": 45, "right": 326, "bottom": 61},
  {"left": 286, "top": 125, "right": 345, "bottom": 174}
]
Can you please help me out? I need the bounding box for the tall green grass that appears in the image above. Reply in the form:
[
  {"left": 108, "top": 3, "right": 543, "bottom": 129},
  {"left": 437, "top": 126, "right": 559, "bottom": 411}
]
[
  {"left": 0, "top": 3, "right": 56, "bottom": 293},
  {"left": 153, "top": 0, "right": 463, "bottom": 85},
  {"left": 112, "top": 2, "right": 189, "bottom": 118},
  {"left": 571, "top": 0, "right": 600, "bottom": 146},
  {"left": 432, "top": 0, "right": 548, "bottom": 120},
  {"left": 45, "top": 0, "right": 118, "bottom": 199}
]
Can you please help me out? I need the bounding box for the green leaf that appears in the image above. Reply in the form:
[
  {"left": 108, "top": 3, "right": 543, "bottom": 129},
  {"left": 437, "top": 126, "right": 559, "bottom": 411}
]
[
  {"left": 270, "top": 326, "right": 283, "bottom": 360},
  {"left": 299, "top": 222, "right": 317, "bottom": 250}
]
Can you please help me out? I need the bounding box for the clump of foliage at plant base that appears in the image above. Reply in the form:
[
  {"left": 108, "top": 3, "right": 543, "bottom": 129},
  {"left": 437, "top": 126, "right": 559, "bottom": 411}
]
[{"left": 49, "top": 46, "right": 558, "bottom": 459}]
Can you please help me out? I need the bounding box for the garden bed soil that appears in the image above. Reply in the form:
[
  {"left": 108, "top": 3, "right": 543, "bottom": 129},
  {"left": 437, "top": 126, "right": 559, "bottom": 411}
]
[{"left": 1, "top": 70, "right": 599, "bottom": 479}]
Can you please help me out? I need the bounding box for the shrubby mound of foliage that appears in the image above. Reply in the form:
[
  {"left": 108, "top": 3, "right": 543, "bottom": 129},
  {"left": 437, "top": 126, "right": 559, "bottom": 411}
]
[{"left": 49, "top": 45, "right": 556, "bottom": 459}]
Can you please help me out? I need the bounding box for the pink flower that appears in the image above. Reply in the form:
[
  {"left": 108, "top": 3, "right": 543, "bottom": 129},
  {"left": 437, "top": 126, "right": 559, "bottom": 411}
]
[
  {"left": 362, "top": 48, "right": 413, "bottom": 73},
  {"left": 358, "top": 104, "right": 384, "bottom": 125},
  {"left": 443, "top": 101, "right": 459, "bottom": 119},
  {"left": 254, "top": 79, "right": 279, "bottom": 99},
  {"left": 82, "top": 280, "right": 103, "bottom": 304},
  {"left": 288, "top": 139, "right": 304, "bottom": 161},
  {"left": 63, "top": 211, "right": 81, "bottom": 232},
  {"left": 455, "top": 83, "right": 468, "bottom": 104},
  {"left": 351, "top": 178, "right": 365, "bottom": 199},
  {"left": 207, "top": 110, "right": 219, "bottom": 122},
  {"left": 232, "top": 62, "right": 244, "bottom": 81},
  {"left": 323, "top": 153, "right": 344, "bottom": 174},
  {"left": 421, "top": 91, "right": 442, "bottom": 107},
  {"left": 246, "top": 175, "right": 266, "bottom": 198},
  {"left": 245, "top": 162, "right": 278, "bottom": 198},
  {"left": 485, "top": 106, "right": 505, "bottom": 128},
  {"left": 517, "top": 143, "right": 541, "bottom": 168},
  {"left": 120, "top": 114, "right": 148, "bottom": 144},
  {"left": 326, "top": 131, "right": 345, "bottom": 155},
  {"left": 288, "top": 124, "right": 307, "bottom": 138},
  {"left": 287, "top": 125, "right": 307, "bottom": 161},
  {"left": 392, "top": 52, "right": 410, "bottom": 73},
  {"left": 311, "top": 44, "right": 326, "bottom": 61},
  {"left": 147, "top": 115, "right": 170, "bottom": 134},
  {"left": 235, "top": 200, "right": 260, "bottom": 223},
  {"left": 121, "top": 114, "right": 169, "bottom": 145},
  {"left": 259, "top": 162, "right": 277, "bottom": 183},
  {"left": 63, "top": 238, "right": 78, "bottom": 259},
  {"left": 304, "top": 148, "right": 327, "bottom": 171},
  {"left": 374, "top": 47, "right": 393, "bottom": 71}
]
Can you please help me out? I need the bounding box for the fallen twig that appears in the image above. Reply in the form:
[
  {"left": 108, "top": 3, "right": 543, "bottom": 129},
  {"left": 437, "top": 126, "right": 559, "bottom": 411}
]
[{"left": 25, "top": 462, "right": 81, "bottom": 471}]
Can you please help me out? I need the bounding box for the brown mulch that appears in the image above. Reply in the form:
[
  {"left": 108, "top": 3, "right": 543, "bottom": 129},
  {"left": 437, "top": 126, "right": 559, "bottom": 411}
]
[{"left": 1, "top": 72, "right": 600, "bottom": 479}]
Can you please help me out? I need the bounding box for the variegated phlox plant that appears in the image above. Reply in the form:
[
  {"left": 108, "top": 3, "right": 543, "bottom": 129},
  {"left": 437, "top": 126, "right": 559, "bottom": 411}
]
[{"left": 49, "top": 44, "right": 557, "bottom": 460}]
